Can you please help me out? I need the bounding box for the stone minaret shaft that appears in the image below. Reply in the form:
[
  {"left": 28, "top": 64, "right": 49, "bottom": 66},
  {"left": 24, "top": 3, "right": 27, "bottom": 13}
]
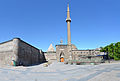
[{"left": 66, "top": 4, "right": 71, "bottom": 45}]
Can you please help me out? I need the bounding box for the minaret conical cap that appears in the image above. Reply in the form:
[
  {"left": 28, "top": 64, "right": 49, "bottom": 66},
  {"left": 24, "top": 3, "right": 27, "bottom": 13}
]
[
  {"left": 67, "top": 4, "right": 70, "bottom": 11},
  {"left": 66, "top": 4, "right": 71, "bottom": 22}
]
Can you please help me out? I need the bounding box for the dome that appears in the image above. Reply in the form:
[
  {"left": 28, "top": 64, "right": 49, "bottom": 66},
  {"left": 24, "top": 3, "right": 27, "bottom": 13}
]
[{"left": 71, "top": 44, "right": 77, "bottom": 50}]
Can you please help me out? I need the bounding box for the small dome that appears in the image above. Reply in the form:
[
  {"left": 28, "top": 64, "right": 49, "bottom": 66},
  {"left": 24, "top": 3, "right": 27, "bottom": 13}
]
[{"left": 72, "top": 44, "right": 77, "bottom": 50}]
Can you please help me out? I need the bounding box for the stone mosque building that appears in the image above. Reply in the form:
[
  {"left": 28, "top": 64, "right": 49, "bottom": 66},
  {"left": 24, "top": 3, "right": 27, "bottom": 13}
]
[
  {"left": 0, "top": 4, "right": 104, "bottom": 66},
  {"left": 45, "top": 4, "right": 104, "bottom": 63}
]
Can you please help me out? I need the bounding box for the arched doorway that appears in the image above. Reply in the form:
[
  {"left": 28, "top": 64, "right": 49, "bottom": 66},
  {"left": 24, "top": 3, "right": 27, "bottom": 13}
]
[
  {"left": 60, "top": 57, "right": 64, "bottom": 62},
  {"left": 60, "top": 52, "right": 64, "bottom": 62}
]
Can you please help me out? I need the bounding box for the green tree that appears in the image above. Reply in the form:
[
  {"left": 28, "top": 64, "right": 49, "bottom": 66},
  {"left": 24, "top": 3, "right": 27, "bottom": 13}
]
[
  {"left": 100, "top": 42, "right": 120, "bottom": 60},
  {"left": 114, "top": 42, "right": 120, "bottom": 60}
]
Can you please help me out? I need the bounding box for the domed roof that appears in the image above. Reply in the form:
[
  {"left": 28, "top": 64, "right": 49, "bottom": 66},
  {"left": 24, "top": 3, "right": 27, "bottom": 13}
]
[{"left": 71, "top": 44, "right": 77, "bottom": 50}]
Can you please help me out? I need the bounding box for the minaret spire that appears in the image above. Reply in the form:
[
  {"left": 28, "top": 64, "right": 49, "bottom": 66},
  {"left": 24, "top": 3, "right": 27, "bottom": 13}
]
[
  {"left": 66, "top": 4, "right": 71, "bottom": 22},
  {"left": 66, "top": 4, "right": 71, "bottom": 45}
]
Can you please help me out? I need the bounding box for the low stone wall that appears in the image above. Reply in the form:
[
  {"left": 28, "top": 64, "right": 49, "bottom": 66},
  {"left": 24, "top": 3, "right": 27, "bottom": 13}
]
[
  {"left": 77, "top": 56, "right": 103, "bottom": 63},
  {"left": 44, "top": 52, "right": 56, "bottom": 61},
  {"left": 70, "top": 56, "right": 104, "bottom": 64}
]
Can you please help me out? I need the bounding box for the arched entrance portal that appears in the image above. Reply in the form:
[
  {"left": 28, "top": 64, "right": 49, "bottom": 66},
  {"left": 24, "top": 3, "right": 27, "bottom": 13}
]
[{"left": 60, "top": 52, "right": 64, "bottom": 62}]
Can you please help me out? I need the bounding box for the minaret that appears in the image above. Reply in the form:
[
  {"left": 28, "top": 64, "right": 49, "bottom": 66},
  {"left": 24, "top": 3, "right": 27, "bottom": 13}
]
[{"left": 66, "top": 4, "right": 71, "bottom": 45}]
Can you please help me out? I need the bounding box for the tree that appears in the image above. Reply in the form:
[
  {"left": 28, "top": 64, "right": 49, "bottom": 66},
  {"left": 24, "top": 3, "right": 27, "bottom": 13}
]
[
  {"left": 114, "top": 42, "right": 120, "bottom": 60},
  {"left": 100, "top": 42, "right": 120, "bottom": 60}
]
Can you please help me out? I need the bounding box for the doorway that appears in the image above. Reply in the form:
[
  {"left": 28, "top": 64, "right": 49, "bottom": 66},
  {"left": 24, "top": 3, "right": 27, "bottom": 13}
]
[
  {"left": 60, "top": 57, "right": 64, "bottom": 62},
  {"left": 60, "top": 51, "right": 64, "bottom": 62}
]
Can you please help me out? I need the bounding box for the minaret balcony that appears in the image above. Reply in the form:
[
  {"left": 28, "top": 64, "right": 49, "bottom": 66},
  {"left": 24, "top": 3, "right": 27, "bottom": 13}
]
[{"left": 66, "top": 18, "right": 71, "bottom": 22}]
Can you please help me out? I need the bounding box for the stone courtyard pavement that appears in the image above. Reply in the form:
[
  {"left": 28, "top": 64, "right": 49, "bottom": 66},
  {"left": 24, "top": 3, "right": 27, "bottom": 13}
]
[{"left": 0, "top": 61, "right": 120, "bottom": 81}]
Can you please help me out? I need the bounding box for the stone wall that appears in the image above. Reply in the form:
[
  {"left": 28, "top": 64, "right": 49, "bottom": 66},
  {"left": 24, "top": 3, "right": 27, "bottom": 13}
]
[
  {"left": 39, "top": 50, "right": 46, "bottom": 63},
  {"left": 56, "top": 44, "right": 105, "bottom": 62},
  {"left": 17, "top": 38, "right": 46, "bottom": 66},
  {"left": 72, "top": 50, "right": 102, "bottom": 56},
  {"left": 44, "top": 52, "right": 56, "bottom": 61},
  {"left": 0, "top": 38, "right": 46, "bottom": 66},
  {"left": 72, "top": 50, "right": 105, "bottom": 61},
  {"left": 18, "top": 39, "right": 38, "bottom": 65},
  {"left": 56, "top": 45, "right": 71, "bottom": 62},
  {"left": 73, "top": 56, "right": 103, "bottom": 63},
  {"left": 0, "top": 40, "right": 14, "bottom": 65}
]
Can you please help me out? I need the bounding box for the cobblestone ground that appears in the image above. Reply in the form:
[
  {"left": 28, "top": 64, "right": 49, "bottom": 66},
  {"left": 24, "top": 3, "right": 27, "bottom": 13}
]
[{"left": 0, "top": 61, "right": 120, "bottom": 81}]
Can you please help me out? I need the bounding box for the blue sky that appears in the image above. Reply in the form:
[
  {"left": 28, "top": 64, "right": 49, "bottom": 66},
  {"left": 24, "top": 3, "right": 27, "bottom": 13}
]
[{"left": 0, "top": 0, "right": 120, "bottom": 51}]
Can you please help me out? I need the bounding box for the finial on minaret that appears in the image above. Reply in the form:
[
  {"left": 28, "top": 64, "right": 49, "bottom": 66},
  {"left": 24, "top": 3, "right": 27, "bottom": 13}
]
[
  {"left": 66, "top": 4, "right": 71, "bottom": 45},
  {"left": 67, "top": 4, "right": 70, "bottom": 11},
  {"left": 60, "top": 40, "right": 63, "bottom": 44}
]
